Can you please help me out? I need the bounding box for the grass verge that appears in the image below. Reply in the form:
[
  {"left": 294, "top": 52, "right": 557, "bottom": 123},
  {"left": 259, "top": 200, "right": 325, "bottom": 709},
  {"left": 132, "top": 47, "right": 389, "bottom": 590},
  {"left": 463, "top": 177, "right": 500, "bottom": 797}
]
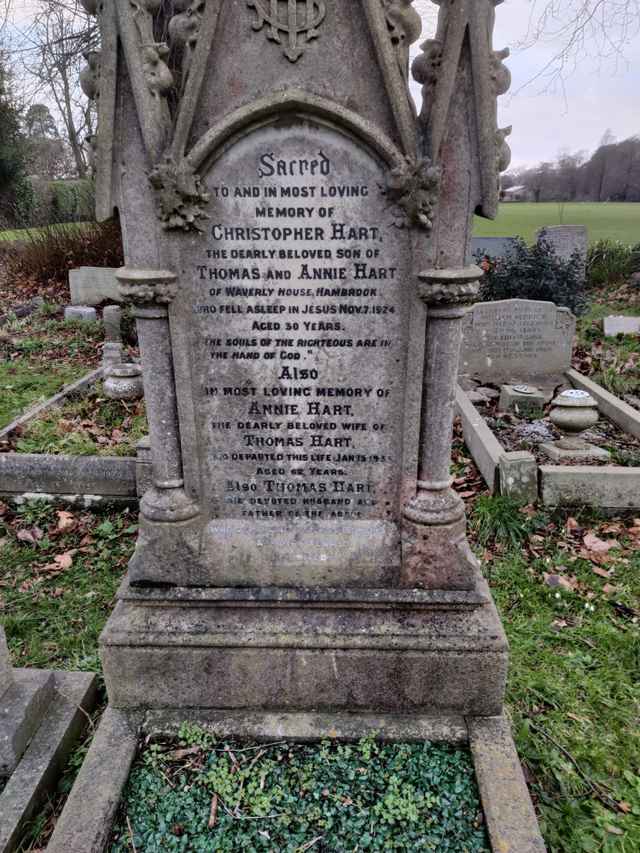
[
  {"left": 0, "top": 310, "right": 103, "bottom": 430},
  {"left": 6, "top": 384, "right": 147, "bottom": 457}
]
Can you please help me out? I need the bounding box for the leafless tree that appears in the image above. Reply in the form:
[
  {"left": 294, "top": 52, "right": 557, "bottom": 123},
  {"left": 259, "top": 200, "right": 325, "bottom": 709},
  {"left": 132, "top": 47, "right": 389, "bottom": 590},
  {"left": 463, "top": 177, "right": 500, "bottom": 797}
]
[
  {"left": 516, "top": 1, "right": 640, "bottom": 90},
  {"left": 16, "top": 0, "right": 97, "bottom": 178}
]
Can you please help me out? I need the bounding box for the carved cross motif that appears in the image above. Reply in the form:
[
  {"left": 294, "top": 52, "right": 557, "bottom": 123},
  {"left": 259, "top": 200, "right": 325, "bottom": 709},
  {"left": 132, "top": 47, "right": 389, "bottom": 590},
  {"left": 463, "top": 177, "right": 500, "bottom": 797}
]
[{"left": 247, "top": 0, "right": 326, "bottom": 62}]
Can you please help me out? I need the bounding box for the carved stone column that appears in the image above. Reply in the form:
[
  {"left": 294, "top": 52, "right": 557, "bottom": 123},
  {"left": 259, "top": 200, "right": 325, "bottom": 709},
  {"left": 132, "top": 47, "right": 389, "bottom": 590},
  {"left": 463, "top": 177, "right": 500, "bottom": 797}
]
[
  {"left": 401, "top": 265, "right": 483, "bottom": 589},
  {"left": 117, "top": 268, "right": 199, "bottom": 523}
]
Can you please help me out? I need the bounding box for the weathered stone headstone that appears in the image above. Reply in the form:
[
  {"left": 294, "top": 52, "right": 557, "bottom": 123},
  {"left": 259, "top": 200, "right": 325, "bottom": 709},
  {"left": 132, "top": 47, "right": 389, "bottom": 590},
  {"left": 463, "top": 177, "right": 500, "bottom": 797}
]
[
  {"left": 604, "top": 315, "right": 640, "bottom": 337},
  {"left": 64, "top": 305, "right": 97, "bottom": 323},
  {"left": 69, "top": 267, "right": 121, "bottom": 306},
  {"left": 460, "top": 299, "right": 576, "bottom": 388},
  {"left": 84, "top": 6, "right": 538, "bottom": 822},
  {"left": 537, "top": 225, "right": 588, "bottom": 281}
]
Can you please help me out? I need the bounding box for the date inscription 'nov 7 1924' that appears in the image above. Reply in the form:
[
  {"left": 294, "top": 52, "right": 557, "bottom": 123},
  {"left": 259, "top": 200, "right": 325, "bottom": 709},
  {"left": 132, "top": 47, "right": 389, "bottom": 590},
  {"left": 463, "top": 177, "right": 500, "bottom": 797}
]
[{"left": 187, "top": 124, "right": 410, "bottom": 523}]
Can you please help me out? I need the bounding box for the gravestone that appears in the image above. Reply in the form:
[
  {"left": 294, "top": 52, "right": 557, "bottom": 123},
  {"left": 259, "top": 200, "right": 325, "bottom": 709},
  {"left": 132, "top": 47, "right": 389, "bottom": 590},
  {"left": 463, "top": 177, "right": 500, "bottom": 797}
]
[
  {"left": 537, "top": 225, "right": 588, "bottom": 281},
  {"left": 88, "top": 0, "right": 516, "bottom": 722},
  {"left": 69, "top": 267, "right": 121, "bottom": 306},
  {"left": 471, "top": 236, "right": 518, "bottom": 259},
  {"left": 460, "top": 299, "right": 576, "bottom": 389},
  {"left": 604, "top": 315, "right": 640, "bottom": 337}
]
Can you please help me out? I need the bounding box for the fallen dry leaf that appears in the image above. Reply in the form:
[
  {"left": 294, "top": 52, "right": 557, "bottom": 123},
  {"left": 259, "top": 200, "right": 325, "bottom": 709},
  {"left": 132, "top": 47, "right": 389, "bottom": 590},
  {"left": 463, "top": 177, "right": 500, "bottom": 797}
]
[
  {"left": 602, "top": 584, "right": 620, "bottom": 595},
  {"left": 592, "top": 566, "right": 612, "bottom": 579},
  {"left": 583, "top": 532, "right": 619, "bottom": 553},
  {"left": 56, "top": 510, "right": 76, "bottom": 532},
  {"left": 16, "top": 527, "right": 43, "bottom": 545},
  {"left": 544, "top": 573, "right": 577, "bottom": 592}
]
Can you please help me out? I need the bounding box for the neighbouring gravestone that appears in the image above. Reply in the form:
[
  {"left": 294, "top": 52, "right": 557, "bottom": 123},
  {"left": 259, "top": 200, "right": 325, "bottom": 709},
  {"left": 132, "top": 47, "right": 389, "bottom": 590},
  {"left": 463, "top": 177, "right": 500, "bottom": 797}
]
[
  {"left": 604, "top": 315, "right": 640, "bottom": 337},
  {"left": 69, "top": 267, "right": 121, "bottom": 306},
  {"left": 86, "top": 0, "right": 525, "bottom": 734},
  {"left": 537, "top": 225, "right": 588, "bottom": 280},
  {"left": 460, "top": 299, "right": 576, "bottom": 391},
  {"left": 63, "top": 305, "right": 97, "bottom": 323},
  {"left": 471, "top": 236, "right": 518, "bottom": 259}
]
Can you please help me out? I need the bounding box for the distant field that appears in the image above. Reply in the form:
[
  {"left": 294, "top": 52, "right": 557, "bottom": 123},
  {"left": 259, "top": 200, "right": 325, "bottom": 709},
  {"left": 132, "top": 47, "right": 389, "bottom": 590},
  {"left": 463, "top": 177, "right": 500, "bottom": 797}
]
[{"left": 473, "top": 202, "right": 639, "bottom": 245}]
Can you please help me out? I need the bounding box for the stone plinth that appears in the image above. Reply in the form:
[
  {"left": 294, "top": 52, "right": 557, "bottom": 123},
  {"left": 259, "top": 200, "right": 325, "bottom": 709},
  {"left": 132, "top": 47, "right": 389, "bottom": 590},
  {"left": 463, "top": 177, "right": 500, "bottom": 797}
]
[{"left": 101, "top": 580, "right": 508, "bottom": 717}]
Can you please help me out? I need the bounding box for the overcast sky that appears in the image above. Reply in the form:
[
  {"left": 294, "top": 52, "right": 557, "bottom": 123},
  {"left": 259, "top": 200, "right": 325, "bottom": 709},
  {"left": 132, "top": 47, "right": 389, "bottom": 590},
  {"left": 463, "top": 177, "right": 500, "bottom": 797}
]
[
  {"left": 7, "top": 0, "right": 640, "bottom": 169},
  {"left": 411, "top": 0, "right": 640, "bottom": 168}
]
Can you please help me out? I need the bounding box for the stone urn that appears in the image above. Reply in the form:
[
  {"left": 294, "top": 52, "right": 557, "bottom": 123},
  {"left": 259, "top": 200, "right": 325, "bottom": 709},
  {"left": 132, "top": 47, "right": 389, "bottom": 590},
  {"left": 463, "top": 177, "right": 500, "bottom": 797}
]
[
  {"left": 549, "top": 389, "right": 599, "bottom": 450},
  {"left": 103, "top": 363, "right": 144, "bottom": 401}
]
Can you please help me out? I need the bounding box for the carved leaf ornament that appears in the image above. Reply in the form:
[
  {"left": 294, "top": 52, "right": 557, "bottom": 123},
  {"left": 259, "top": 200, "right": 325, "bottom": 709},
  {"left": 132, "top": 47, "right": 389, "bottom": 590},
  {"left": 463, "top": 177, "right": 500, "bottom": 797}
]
[{"left": 86, "top": 0, "right": 508, "bottom": 231}]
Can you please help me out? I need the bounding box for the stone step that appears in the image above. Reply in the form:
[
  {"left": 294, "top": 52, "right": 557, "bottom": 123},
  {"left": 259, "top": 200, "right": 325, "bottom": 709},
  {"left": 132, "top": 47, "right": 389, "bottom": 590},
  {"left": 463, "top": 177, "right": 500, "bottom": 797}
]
[{"left": 0, "top": 670, "right": 54, "bottom": 778}]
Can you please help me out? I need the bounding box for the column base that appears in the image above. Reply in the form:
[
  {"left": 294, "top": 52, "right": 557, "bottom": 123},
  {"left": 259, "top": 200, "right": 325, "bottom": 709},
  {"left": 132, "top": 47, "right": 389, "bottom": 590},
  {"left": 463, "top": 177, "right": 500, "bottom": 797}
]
[
  {"left": 140, "top": 484, "right": 200, "bottom": 523},
  {"left": 401, "top": 487, "right": 477, "bottom": 589},
  {"left": 400, "top": 513, "right": 478, "bottom": 589}
]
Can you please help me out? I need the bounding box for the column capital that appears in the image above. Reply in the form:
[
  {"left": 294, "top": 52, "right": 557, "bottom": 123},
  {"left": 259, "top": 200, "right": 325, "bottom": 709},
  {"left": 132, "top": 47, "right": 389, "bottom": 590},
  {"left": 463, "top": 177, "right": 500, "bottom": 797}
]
[
  {"left": 116, "top": 267, "right": 178, "bottom": 307},
  {"left": 417, "top": 265, "right": 483, "bottom": 308}
]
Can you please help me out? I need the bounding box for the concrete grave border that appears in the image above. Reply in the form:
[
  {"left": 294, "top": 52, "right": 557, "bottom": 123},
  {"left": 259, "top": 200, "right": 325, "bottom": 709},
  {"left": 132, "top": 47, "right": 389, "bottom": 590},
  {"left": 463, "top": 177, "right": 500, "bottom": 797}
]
[
  {"left": 0, "top": 671, "right": 97, "bottom": 853},
  {"left": 456, "top": 374, "right": 640, "bottom": 509},
  {"left": 48, "top": 708, "right": 545, "bottom": 853}
]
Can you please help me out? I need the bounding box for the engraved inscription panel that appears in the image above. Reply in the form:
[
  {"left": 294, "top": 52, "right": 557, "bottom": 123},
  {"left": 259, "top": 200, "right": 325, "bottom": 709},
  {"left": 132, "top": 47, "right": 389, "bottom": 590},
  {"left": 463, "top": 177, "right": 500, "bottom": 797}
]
[
  {"left": 460, "top": 298, "right": 576, "bottom": 384},
  {"left": 184, "top": 121, "right": 411, "bottom": 526}
]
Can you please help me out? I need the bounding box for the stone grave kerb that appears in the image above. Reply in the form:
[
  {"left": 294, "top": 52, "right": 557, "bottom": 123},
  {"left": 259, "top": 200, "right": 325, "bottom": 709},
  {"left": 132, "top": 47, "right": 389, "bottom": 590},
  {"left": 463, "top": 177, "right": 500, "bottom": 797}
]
[{"left": 90, "top": 0, "right": 513, "bottom": 717}]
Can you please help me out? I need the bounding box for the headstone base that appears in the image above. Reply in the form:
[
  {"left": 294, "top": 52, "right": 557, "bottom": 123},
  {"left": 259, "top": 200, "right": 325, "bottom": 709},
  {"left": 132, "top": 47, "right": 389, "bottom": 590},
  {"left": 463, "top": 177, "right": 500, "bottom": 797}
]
[
  {"left": 100, "top": 576, "right": 508, "bottom": 717},
  {"left": 540, "top": 442, "right": 610, "bottom": 462}
]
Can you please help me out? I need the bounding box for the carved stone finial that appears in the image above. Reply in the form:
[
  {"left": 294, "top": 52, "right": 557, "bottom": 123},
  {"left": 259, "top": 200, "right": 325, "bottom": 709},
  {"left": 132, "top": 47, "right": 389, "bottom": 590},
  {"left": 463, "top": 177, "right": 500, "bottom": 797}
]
[
  {"left": 385, "top": 156, "right": 440, "bottom": 231},
  {"left": 382, "top": 0, "right": 422, "bottom": 79},
  {"left": 148, "top": 157, "right": 210, "bottom": 232},
  {"left": 247, "top": 0, "right": 327, "bottom": 63}
]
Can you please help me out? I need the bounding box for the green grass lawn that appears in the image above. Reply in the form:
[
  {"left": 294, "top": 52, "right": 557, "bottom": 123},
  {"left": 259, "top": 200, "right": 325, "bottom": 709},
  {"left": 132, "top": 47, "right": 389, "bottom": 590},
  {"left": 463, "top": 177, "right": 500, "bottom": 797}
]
[
  {"left": 0, "top": 222, "right": 92, "bottom": 243},
  {"left": 0, "top": 311, "right": 103, "bottom": 429},
  {"left": 474, "top": 202, "right": 640, "bottom": 245}
]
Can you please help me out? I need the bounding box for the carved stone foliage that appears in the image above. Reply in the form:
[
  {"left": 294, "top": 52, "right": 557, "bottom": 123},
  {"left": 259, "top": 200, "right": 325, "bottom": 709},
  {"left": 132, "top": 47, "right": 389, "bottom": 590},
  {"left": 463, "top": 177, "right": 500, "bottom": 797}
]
[
  {"left": 496, "top": 125, "right": 512, "bottom": 173},
  {"left": 168, "top": 0, "right": 206, "bottom": 83},
  {"left": 411, "top": 39, "right": 441, "bottom": 100},
  {"left": 410, "top": 0, "right": 511, "bottom": 220},
  {"left": 148, "top": 157, "right": 210, "bottom": 232},
  {"left": 117, "top": 271, "right": 178, "bottom": 306},
  {"left": 381, "top": 0, "right": 422, "bottom": 78},
  {"left": 385, "top": 156, "right": 440, "bottom": 231},
  {"left": 247, "top": 0, "right": 327, "bottom": 63},
  {"left": 79, "top": 50, "right": 102, "bottom": 101}
]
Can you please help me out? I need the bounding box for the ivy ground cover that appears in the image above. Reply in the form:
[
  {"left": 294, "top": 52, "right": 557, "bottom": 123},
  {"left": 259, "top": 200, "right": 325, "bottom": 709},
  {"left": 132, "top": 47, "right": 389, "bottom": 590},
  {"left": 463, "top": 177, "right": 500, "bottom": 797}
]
[{"left": 111, "top": 729, "right": 488, "bottom": 853}]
